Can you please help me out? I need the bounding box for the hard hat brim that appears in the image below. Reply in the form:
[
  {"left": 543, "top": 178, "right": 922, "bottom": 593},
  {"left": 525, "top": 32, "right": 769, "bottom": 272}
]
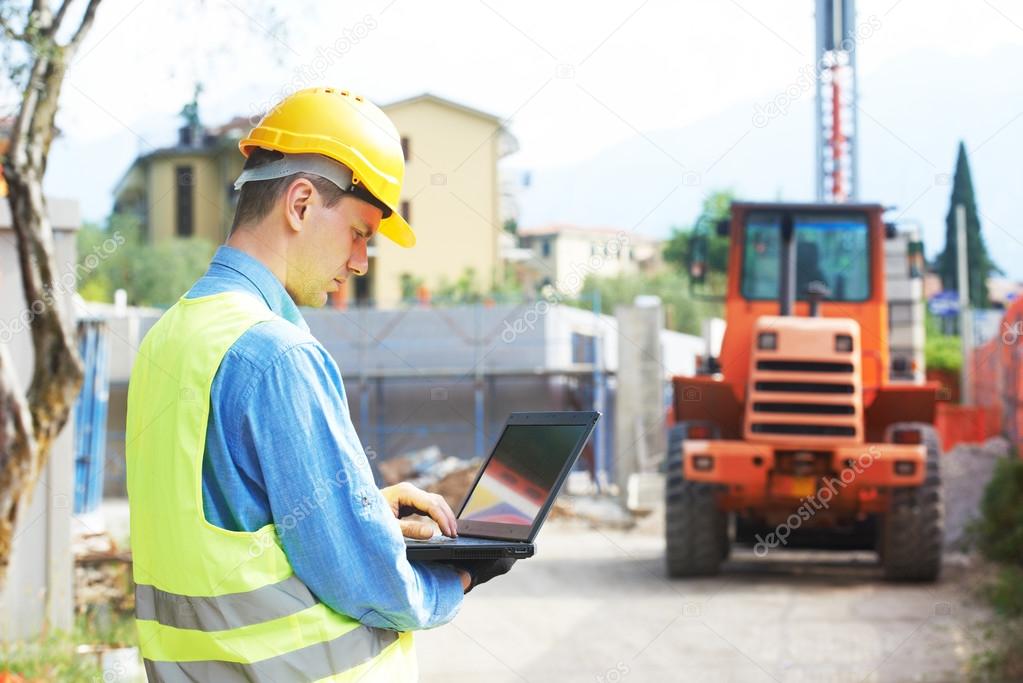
[{"left": 379, "top": 211, "right": 416, "bottom": 248}]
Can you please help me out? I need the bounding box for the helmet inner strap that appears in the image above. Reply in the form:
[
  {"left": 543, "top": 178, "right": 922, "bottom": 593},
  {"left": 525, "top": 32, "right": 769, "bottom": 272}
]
[{"left": 233, "top": 153, "right": 355, "bottom": 192}]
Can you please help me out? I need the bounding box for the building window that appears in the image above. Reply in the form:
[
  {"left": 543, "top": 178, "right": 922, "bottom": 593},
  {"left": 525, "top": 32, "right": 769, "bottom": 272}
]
[
  {"left": 401, "top": 136, "right": 410, "bottom": 161},
  {"left": 571, "top": 332, "right": 596, "bottom": 364},
  {"left": 401, "top": 200, "right": 411, "bottom": 222},
  {"left": 542, "top": 239, "right": 551, "bottom": 257},
  {"left": 175, "top": 165, "right": 194, "bottom": 237}
]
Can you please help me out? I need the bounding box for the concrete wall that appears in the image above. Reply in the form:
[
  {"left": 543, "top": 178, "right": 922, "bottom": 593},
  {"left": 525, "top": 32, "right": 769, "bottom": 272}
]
[
  {"left": 614, "top": 303, "right": 667, "bottom": 493},
  {"left": 99, "top": 298, "right": 700, "bottom": 494},
  {"left": 0, "top": 198, "right": 80, "bottom": 642}
]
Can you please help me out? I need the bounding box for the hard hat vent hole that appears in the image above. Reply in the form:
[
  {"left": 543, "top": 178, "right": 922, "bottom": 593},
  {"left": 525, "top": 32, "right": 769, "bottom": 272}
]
[
  {"left": 355, "top": 96, "right": 363, "bottom": 102},
  {"left": 341, "top": 90, "right": 349, "bottom": 97},
  {"left": 324, "top": 88, "right": 334, "bottom": 94}
]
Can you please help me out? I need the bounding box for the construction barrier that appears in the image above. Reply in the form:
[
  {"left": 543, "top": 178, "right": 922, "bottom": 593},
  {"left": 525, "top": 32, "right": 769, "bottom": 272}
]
[
  {"left": 935, "top": 404, "right": 1000, "bottom": 451},
  {"left": 970, "top": 297, "right": 1023, "bottom": 456}
]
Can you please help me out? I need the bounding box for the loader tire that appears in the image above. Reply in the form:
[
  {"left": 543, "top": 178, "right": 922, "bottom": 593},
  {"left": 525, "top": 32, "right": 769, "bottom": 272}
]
[
  {"left": 880, "top": 423, "right": 944, "bottom": 582},
  {"left": 665, "top": 448, "right": 725, "bottom": 577}
]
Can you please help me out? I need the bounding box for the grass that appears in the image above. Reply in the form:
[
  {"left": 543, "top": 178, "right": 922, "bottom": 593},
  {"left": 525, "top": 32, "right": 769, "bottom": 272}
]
[
  {"left": 966, "top": 450, "right": 1023, "bottom": 682},
  {"left": 968, "top": 616, "right": 1023, "bottom": 683},
  {"left": 0, "top": 631, "right": 102, "bottom": 682},
  {"left": 0, "top": 607, "right": 137, "bottom": 682},
  {"left": 985, "top": 565, "right": 1023, "bottom": 618}
]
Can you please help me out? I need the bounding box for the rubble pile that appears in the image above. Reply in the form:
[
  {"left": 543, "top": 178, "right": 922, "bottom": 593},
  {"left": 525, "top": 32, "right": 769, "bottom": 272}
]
[
  {"left": 942, "top": 436, "right": 1008, "bottom": 549},
  {"left": 73, "top": 531, "right": 133, "bottom": 614}
]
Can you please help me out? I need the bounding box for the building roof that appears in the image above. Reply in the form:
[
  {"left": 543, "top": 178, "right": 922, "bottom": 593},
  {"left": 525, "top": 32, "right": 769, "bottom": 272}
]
[
  {"left": 112, "top": 124, "right": 240, "bottom": 200},
  {"left": 518, "top": 224, "right": 660, "bottom": 242},
  {"left": 381, "top": 92, "right": 503, "bottom": 123}
]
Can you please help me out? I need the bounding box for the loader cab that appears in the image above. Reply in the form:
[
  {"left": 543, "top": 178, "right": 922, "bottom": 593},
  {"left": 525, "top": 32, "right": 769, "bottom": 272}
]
[
  {"left": 740, "top": 211, "right": 871, "bottom": 307},
  {"left": 711, "top": 202, "right": 891, "bottom": 404}
]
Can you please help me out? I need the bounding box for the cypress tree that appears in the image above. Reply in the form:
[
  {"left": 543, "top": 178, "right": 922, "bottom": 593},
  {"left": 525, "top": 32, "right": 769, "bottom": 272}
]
[{"left": 937, "top": 141, "right": 1000, "bottom": 308}]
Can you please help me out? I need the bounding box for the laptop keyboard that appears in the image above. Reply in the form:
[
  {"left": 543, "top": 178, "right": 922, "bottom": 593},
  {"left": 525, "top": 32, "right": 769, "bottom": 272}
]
[{"left": 406, "top": 536, "right": 512, "bottom": 546}]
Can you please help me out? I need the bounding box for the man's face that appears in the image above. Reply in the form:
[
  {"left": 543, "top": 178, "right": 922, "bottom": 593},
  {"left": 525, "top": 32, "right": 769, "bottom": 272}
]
[{"left": 287, "top": 191, "right": 382, "bottom": 307}]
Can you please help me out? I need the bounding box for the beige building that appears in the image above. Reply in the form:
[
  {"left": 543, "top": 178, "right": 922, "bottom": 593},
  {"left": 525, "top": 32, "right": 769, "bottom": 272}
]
[
  {"left": 356, "top": 93, "right": 516, "bottom": 307},
  {"left": 517, "top": 225, "right": 663, "bottom": 296},
  {"left": 113, "top": 93, "right": 515, "bottom": 308}
]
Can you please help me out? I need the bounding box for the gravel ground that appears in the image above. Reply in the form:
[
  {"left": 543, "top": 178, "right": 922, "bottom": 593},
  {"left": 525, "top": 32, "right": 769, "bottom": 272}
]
[
  {"left": 418, "top": 439, "right": 1008, "bottom": 683},
  {"left": 941, "top": 437, "right": 1008, "bottom": 549}
]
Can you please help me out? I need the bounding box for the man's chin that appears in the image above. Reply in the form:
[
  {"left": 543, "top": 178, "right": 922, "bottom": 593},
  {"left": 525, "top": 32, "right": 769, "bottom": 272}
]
[{"left": 292, "top": 291, "right": 329, "bottom": 308}]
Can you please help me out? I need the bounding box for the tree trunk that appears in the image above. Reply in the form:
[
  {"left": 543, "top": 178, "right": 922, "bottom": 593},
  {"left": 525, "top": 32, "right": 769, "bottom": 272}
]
[
  {"left": 0, "top": 0, "right": 103, "bottom": 592},
  {"left": 0, "top": 344, "right": 37, "bottom": 581}
]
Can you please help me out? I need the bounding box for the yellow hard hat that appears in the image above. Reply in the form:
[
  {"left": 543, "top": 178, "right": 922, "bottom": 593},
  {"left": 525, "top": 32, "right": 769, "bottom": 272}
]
[{"left": 240, "top": 87, "right": 415, "bottom": 248}]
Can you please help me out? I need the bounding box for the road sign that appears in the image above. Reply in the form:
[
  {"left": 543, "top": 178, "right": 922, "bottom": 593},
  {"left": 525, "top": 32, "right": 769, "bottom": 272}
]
[{"left": 928, "top": 291, "right": 959, "bottom": 317}]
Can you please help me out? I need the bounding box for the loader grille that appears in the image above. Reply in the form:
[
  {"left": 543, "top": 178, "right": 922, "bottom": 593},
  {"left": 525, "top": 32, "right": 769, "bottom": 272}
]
[
  {"left": 756, "top": 360, "right": 854, "bottom": 373},
  {"left": 746, "top": 338, "right": 862, "bottom": 443},
  {"left": 754, "top": 381, "right": 854, "bottom": 394},
  {"left": 752, "top": 402, "right": 855, "bottom": 415}
]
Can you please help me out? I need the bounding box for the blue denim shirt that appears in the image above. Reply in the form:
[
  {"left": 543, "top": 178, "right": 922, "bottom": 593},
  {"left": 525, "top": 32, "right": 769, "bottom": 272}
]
[{"left": 185, "top": 245, "right": 463, "bottom": 631}]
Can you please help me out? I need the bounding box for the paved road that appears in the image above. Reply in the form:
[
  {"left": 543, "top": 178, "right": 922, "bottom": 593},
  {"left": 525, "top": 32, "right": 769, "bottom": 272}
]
[{"left": 418, "top": 518, "right": 988, "bottom": 683}]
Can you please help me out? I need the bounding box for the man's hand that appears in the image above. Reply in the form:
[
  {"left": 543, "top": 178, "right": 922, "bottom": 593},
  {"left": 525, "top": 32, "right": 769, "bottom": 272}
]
[
  {"left": 380, "top": 482, "right": 458, "bottom": 539},
  {"left": 449, "top": 558, "right": 516, "bottom": 593}
]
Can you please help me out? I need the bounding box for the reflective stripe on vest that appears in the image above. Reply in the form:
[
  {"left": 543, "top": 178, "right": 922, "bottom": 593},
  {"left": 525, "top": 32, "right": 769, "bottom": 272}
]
[
  {"left": 135, "top": 575, "right": 318, "bottom": 631},
  {"left": 144, "top": 626, "right": 399, "bottom": 683},
  {"left": 126, "top": 291, "right": 417, "bottom": 682}
]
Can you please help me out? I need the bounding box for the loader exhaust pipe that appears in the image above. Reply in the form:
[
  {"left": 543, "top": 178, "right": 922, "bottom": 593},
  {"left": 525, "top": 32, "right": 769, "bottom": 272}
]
[{"left": 778, "top": 213, "right": 796, "bottom": 316}]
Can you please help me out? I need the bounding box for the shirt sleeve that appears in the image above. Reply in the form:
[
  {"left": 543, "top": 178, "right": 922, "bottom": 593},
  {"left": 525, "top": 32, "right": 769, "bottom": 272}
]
[{"left": 232, "top": 339, "right": 464, "bottom": 631}]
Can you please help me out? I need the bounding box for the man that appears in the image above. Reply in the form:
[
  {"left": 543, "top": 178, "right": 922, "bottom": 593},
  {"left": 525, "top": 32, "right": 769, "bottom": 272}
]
[{"left": 125, "top": 87, "right": 511, "bottom": 682}]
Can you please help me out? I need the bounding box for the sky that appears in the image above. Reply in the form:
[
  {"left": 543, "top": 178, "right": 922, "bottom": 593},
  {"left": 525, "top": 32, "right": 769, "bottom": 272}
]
[{"left": 9, "top": 0, "right": 1023, "bottom": 275}]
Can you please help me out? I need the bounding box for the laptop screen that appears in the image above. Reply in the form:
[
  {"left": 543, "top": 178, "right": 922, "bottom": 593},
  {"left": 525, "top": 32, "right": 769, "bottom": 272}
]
[{"left": 459, "top": 423, "right": 589, "bottom": 528}]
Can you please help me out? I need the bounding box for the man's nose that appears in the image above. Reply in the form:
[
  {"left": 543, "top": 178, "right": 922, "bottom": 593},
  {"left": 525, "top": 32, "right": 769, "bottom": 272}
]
[{"left": 348, "top": 238, "right": 368, "bottom": 276}]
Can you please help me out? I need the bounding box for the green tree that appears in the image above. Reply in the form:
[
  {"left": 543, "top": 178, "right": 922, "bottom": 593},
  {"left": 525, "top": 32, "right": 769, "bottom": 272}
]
[
  {"left": 76, "top": 213, "right": 216, "bottom": 307},
  {"left": 924, "top": 310, "right": 961, "bottom": 371},
  {"left": 435, "top": 267, "right": 483, "bottom": 304},
  {"left": 399, "top": 273, "right": 425, "bottom": 302},
  {"left": 936, "top": 141, "right": 1000, "bottom": 308},
  {"left": 663, "top": 189, "right": 733, "bottom": 276},
  {"left": 574, "top": 269, "right": 724, "bottom": 335}
]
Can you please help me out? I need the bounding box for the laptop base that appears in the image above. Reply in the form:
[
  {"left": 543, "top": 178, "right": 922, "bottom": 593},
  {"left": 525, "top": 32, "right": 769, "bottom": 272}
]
[{"left": 405, "top": 538, "right": 535, "bottom": 561}]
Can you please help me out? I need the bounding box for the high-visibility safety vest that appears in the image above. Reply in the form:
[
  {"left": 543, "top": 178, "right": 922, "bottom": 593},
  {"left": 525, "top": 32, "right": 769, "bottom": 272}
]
[{"left": 126, "top": 291, "right": 416, "bottom": 682}]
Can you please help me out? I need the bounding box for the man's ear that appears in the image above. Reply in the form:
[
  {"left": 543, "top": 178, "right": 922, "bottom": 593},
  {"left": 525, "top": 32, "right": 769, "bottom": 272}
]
[{"left": 284, "top": 178, "right": 315, "bottom": 233}]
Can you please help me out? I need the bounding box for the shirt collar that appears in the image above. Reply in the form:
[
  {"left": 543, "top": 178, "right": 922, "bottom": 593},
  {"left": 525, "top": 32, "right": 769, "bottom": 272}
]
[{"left": 208, "top": 246, "right": 309, "bottom": 331}]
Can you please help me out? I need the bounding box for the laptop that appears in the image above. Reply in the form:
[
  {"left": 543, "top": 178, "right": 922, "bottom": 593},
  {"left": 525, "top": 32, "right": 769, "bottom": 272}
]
[{"left": 405, "top": 411, "right": 600, "bottom": 561}]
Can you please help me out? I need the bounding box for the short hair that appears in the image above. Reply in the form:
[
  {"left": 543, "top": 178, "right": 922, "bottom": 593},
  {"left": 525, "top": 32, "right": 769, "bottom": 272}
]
[{"left": 230, "top": 148, "right": 348, "bottom": 233}]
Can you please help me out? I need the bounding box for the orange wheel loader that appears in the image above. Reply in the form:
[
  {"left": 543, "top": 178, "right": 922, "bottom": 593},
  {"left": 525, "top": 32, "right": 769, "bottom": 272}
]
[{"left": 666, "top": 201, "right": 943, "bottom": 581}]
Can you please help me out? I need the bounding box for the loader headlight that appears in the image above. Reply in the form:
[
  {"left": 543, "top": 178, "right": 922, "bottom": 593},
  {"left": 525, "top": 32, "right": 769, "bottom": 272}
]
[
  {"left": 692, "top": 455, "right": 714, "bottom": 471},
  {"left": 835, "top": 334, "right": 854, "bottom": 352},
  {"left": 894, "top": 461, "right": 917, "bottom": 476},
  {"left": 757, "top": 332, "right": 778, "bottom": 351}
]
